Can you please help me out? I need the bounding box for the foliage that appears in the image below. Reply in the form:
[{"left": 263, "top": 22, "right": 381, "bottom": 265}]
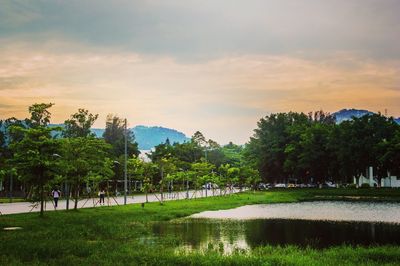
[
  {"left": 58, "top": 137, "right": 113, "bottom": 209},
  {"left": 28, "top": 103, "right": 54, "bottom": 127},
  {"left": 103, "top": 114, "right": 139, "bottom": 158},
  {"left": 245, "top": 111, "right": 400, "bottom": 184},
  {"left": 63, "top": 108, "right": 99, "bottom": 138},
  {"left": 8, "top": 103, "right": 60, "bottom": 215}
]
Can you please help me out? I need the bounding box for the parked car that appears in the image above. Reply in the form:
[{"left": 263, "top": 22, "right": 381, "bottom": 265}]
[
  {"left": 202, "top": 183, "right": 219, "bottom": 190},
  {"left": 323, "top": 181, "right": 336, "bottom": 188},
  {"left": 258, "top": 183, "right": 272, "bottom": 190},
  {"left": 274, "top": 183, "right": 286, "bottom": 188}
]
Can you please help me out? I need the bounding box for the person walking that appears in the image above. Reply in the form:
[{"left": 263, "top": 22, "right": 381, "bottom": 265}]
[
  {"left": 52, "top": 188, "right": 61, "bottom": 209},
  {"left": 98, "top": 189, "right": 106, "bottom": 205}
]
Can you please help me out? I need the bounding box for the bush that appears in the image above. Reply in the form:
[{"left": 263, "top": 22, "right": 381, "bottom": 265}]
[
  {"left": 360, "top": 183, "right": 370, "bottom": 188},
  {"left": 346, "top": 184, "right": 357, "bottom": 189}
]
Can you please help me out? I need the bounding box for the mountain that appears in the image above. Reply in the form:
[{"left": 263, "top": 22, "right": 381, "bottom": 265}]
[
  {"left": 333, "top": 109, "right": 400, "bottom": 125},
  {"left": 89, "top": 125, "right": 189, "bottom": 150},
  {"left": 46, "top": 125, "right": 189, "bottom": 150},
  {"left": 333, "top": 109, "right": 374, "bottom": 123},
  {"left": 132, "top": 125, "right": 189, "bottom": 150}
]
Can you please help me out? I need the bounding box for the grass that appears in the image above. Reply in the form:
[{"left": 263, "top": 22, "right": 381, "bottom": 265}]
[
  {"left": 1, "top": 188, "right": 400, "bottom": 265},
  {"left": 0, "top": 198, "right": 26, "bottom": 204}
]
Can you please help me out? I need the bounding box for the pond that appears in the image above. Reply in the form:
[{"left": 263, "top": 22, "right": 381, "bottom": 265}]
[
  {"left": 190, "top": 201, "right": 400, "bottom": 223},
  {"left": 151, "top": 201, "right": 400, "bottom": 252}
]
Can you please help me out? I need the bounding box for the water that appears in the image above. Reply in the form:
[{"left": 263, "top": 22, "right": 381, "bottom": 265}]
[
  {"left": 190, "top": 201, "right": 400, "bottom": 223},
  {"left": 151, "top": 201, "right": 400, "bottom": 252}
]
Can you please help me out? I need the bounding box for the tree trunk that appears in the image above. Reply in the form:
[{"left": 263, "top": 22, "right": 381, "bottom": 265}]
[
  {"left": 26, "top": 185, "right": 33, "bottom": 200},
  {"left": 74, "top": 184, "right": 79, "bottom": 210},
  {"left": 66, "top": 182, "right": 70, "bottom": 210},
  {"left": 160, "top": 166, "right": 164, "bottom": 203},
  {"left": 40, "top": 184, "right": 44, "bottom": 216}
]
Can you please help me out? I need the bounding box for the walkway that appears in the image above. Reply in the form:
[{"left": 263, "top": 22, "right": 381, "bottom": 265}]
[{"left": 0, "top": 188, "right": 240, "bottom": 215}]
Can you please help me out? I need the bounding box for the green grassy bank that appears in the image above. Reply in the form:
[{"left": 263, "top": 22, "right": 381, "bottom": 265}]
[
  {"left": 0, "top": 198, "right": 26, "bottom": 204},
  {"left": 1, "top": 189, "right": 400, "bottom": 265}
]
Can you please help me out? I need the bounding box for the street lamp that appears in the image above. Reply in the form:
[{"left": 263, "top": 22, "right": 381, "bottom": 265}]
[{"left": 124, "top": 118, "right": 128, "bottom": 205}]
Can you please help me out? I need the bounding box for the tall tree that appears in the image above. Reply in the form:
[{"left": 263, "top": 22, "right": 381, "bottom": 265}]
[
  {"left": 58, "top": 137, "right": 113, "bottom": 209},
  {"left": 297, "top": 123, "right": 333, "bottom": 183},
  {"left": 103, "top": 114, "right": 139, "bottom": 158},
  {"left": 244, "top": 113, "right": 300, "bottom": 183},
  {"left": 63, "top": 109, "right": 98, "bottom": 138},
  {"left": 28, "top": 103, "right": 54, "bottom": 128},
  {"left": 9, "top": 103, "right": 60, "bottom": 216},
  {"left": 192, "top": 131, "right": 207, "bottom": 147}
]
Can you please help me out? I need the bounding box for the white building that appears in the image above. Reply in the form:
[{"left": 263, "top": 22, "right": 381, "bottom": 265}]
[
  {"left": 381, "top": 175, "right": 400, "bottom": 188},
  {"left": 354, "top": 166, "right": 378, "bottom": 187},
  {"left": 353, "top": 166, "right": 400, "bottom": 188}
]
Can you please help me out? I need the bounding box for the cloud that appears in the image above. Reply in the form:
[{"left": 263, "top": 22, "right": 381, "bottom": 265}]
[
  {"left": 0, "top": 1, "right": 41, "bottom": 29},
  {"left": 1, "top": 1, "right": 400, "bottom": 61},
  {"left": 0, "top": 41, "right": 399, "bottom": 143},
  {"left": 1, "top": 1, "right": 400, "bottom": 143}
]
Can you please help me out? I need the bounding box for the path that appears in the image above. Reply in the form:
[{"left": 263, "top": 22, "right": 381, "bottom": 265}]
[{"left": 0, "top": 188, "right": 240, "bottom": 215}]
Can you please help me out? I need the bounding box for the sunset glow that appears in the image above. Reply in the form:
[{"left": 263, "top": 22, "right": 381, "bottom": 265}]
[{"left": 1, "top": 1, "right": 399, "bottom": 143}]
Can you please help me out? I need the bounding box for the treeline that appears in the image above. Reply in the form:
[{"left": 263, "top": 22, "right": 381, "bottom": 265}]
[
  {"left": 0, "top": 103, "right": 140, "bottom": 215},
  {"left": 244, "top": 111, "right": 400, "bottom": 185},
  {"left": 1, "top": 104, "right": 399, "bottom": 216},
  {"left": 0, "top": 103, "right": 256, "bottom": 215}
]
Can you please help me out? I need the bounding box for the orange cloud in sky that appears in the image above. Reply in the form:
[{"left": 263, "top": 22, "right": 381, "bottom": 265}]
[{"left": 0, "top": 45, "right": 399, "bottom": 144}]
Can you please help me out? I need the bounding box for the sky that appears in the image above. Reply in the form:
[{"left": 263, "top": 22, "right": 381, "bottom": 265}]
[{"left": 1, "top": 0, "right": 399, "bottom": 144}]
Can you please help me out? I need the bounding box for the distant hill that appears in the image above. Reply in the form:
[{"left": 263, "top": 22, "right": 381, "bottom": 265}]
[
  {"left": 89, "top": 125, "right": 189, "bottom": 150},
  {"left": 132, "top": 125, "right": 189, "bottom": 150},
  {"left": 333, "top": 108, "right": 400, "bottom": 125},
  {"left": 332, "top": 109, "right": 374, "bottom": 123}
]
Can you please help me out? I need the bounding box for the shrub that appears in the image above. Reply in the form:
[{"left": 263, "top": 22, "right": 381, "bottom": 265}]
[{"left": 360, "top": 183, "right": 370, "bottom": 188}]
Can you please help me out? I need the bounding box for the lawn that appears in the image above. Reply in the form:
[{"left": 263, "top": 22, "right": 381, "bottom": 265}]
[
  {"left": 1, "top": 189, "right": 400, "bottom": 265},
  {"left": 0, "top": 198, "right": 26, "bottom": 204}
]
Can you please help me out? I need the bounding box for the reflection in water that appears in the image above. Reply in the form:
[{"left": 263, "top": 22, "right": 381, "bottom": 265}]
[
  {"left": 152, "top": 218, "right": 400, "bottom": 253},
  {"left": 152, "top": 220, "right": 249, "bottom": 253},
  {"left": 190, "top": 201, "right": 400, "bottom": 223}
]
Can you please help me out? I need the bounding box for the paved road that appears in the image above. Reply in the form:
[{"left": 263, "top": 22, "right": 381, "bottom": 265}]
[{"left": 0, "top": 189, "right": 240, "bottom": 215}]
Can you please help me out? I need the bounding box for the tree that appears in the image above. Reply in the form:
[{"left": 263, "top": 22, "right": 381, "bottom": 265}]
[
  {"left": 148, "top": 142, "right": 174, "bottom": 162},
  {"left": 171, "top": 141, "right": 203, "bottom": 163},
  {"left": 0, "top": 120, "right": 5, "bottom": 152},
  {"left": 244, "top": 110, "right": 400, "bottom": 186},
  {"left": 127, "top": 156, "right": 144, "bottom": 193},
  {"left": 63, "top": 109, "right": 98, "bottom": 138},
  {"left": 142, "top": 162, "right": 158, "bottom": 202},
  {"left": 297, "top": 123, "right": 333, "bottom": 183},
  {"left": 244, "top": 112, "right": 302, "bottom": 183},
  {"left": 28, "top": 103, "right": 54, "bottom": 128},
  {"left": 9, "top": 129, "right": 58, "bottom": 214},
  {"left": 9, "top": 103, "right": 60, "bottom": 216},
  {"left": 59, "top": 137, "right": 113, "bottom": 209},
  {"left": 339, "top": 114, "right": 399, "bottom": 185},
  {"left": 0, "top": 120, "right": 6, "bottom": 182},
  {"left": 157, "top": 157, "right": 177, "bottom": 202},
  {"left": 192, "top": 131, "right": 207, "bottom": 147},
  {"left": 191, "top": 161, "right": 215, "bottom": 194},
  {"left": 103, "top": 114, "right": 139, "bottom": 158},
  {"left": 220, "top": 142, "right": 243, "bottom": 167},
  {"left": 380, "top": 129, "right": 400, "bottom": 177},
  {"left": 241, "top": 166, "right": 261, "bottom": 191}
]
